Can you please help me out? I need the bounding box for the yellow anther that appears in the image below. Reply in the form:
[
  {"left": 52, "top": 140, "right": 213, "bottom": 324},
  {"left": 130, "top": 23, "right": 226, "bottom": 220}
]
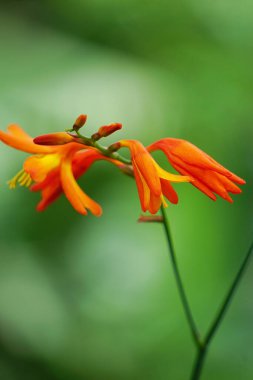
[{"left": 8, "top": 169, "right": 32, "bottom": 189}]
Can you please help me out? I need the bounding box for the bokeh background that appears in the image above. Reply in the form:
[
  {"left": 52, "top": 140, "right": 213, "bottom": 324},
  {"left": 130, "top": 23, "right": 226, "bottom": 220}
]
[{"left": 0, "top": 1, "right": 252, "bottom": 379}]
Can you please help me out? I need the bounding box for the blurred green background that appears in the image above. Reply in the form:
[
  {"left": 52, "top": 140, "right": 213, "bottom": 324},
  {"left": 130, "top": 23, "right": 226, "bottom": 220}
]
[{"left": 0, "top": 1, "right": 252, "bottom": 379}]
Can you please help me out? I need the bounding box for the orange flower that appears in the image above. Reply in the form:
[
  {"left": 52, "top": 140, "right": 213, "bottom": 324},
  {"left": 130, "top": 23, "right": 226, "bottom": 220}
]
[
  {"left": 148, "top": 138, "right": 245, "bottom": 202},
  {"left": 31, "top": 149, "right": 122, "bottom": 213},
  {"left": 118, "top": 140, "right": 190, "bottom": 213},
  {"left": 0, "top": 125, "right": 108, "bottom": 216}
]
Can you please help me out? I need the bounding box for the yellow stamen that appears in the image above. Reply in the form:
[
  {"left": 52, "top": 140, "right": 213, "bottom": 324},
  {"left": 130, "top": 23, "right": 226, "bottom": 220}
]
[{"left": 8, "top": 169, "right": 32, "bottom": 189}]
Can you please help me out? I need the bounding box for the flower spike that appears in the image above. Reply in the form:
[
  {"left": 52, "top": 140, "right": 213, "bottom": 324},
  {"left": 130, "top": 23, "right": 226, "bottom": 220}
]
[{"left": 0, "top": 116, "right": 245, "bottom": 217}]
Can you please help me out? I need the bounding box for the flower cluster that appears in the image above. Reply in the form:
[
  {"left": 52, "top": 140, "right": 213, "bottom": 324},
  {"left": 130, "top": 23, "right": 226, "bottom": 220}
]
[{"left": 0, "top": 115, "right": 245, "bottom": 216}]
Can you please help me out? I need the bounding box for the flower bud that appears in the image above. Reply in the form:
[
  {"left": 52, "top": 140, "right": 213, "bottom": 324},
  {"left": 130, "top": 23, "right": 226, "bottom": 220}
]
[
  {"left": 92, "top": 123, "right": 122, "bottom": 140},
  {"left": 34, "top": 132, "right": 75, "bottom": 145},
  {"left": 107, "top": 142, "right": 121, "bottom": 152},
  {"left": 73, "top": 114, "right": 87, "bottom": 131}
]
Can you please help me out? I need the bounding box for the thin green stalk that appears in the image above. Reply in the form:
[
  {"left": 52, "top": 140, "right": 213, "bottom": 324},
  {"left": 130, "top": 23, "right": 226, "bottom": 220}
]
[
  {"left": 71, "top": 130, "right": 131, "bottom": 165},
  {"left": 190, "top": 241, "right": 253, "bottom": 380},
  {"left": 161, "top": 205, "right": 253, "bottom": 380},
  {"left": 161, "top": 205, "right": 201, "bottom": 348},
  {"left": 204, "top": 240, "right": 253, "bottom": 346},
  {"left": 190, "top": 347, "right": 207, "bottom": 380}
]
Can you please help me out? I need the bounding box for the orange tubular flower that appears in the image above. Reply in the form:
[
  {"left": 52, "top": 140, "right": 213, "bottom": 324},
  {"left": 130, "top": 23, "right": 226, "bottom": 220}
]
[
  {"left": 148, "top": 138, "right": 246, "bottom": 203},
  {"left": 0, "top": 125, "right": 110, "bottom": 216},
  {"left": 31, "top": 149, "right": 123, "bottom": 213},
  {"left": 118, "top": 140, "right": 190, "bottom": 214}
]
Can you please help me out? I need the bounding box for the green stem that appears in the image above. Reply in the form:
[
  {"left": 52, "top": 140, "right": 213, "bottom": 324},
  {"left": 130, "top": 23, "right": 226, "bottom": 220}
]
[
  {"left": 190, "top": 347, "right": 207, "bottom": 380},
  {"left": 204, "top": 240, "right": 253, "bottom": 346},
  {"left": 190, "top": 241, "right": 253, "bottom": 380},
  {"left": 93, "top": 140, "right": 131, "bottom": 164},
  {"left": 161, "top": 205, "right": 253, "bottom": 380},
  {"left": 73, "top": 130, "right": 131, "bottom": 165},
  {"left": 161, "top": 205, "right": 201, "bottom": 347}
]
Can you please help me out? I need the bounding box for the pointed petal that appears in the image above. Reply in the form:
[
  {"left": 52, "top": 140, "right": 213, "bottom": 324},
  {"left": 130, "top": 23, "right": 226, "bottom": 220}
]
[
  {"left": 32, "top": 149, "right": 120, "bottom": 213},
  {"left": 149, "top": 192, "right": 162, "bottom": 214},
  {"left": 167, "top": 140, "right": 245, "bottom": 185},
  {"left": 61, "top": 158, "right": 102, "bottom": 216},
  {"left": 216, "top": 174, "right": 242, "bottom": 194},
  {"left": 224, "top": 172, "right": 246, "bottom": 185},
  {"left": 133, "top": 161, "right": 150, "bottom": 212},
  {"left": 30, "top": 169, "right": 60, "bottom": 192},
  {"left": 160, "top": 179, "right": 179, "bottom": 204},
  {"left": 72, "top": 149, "right": 122, "bottom": 178},
  {"left": 153, "top": 160, "right": 190, "bottom": 183},
  {"left": 149, "top": 138, "right": 245, "bottom": 186},
  {"left": 0, "top": 125, "right": 54, "bottom": 154},
  {"left": 172, "top": 162, "right": 217, "bottom": 201},
  {"left": 133, "top": 147, "right": 161, "bottom": 196},
  {"left": 8, "top": 124, "right": 32, "bottom": 139},
  {"left": 36, "top": 186, "right": 62, "bottom": 211},
  {"left": 175, "top": 161, "right": 233, "bottom": 202},
  {"left": 31, "top": 170, "right": 62, "bottom": 211},
  {"left": 120, "top": 140, "right": 161, "bottom": 196}
]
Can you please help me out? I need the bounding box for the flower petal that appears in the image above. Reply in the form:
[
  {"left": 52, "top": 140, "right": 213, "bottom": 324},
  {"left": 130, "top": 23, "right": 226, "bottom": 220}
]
[
  {"left": 173, "top": 160, "right": 234, "bottom": 202},
  {"left": 171, "top": 161, "right": 217, "bottom": 201},
  {"left": 153, "top": 160, "right": 190, "bottom": 183},
  {"left": 216, "top": 174, "right": 242, "bottom": 194},
  {"left": 24, "top": 154, "right": 61, "bottom": 182},
  {"left": 172, "top": 140, "right": 245, "bottom": 185},
  {"left": 0, "top": 125, "right": 54, "bottom": 154},
  {"left": 120, "top": 140, "right": 161, "bottom": 196},
  {"left": 149, "top": 192, "right": 162, "bottom": 214},
  {"left": 150, "top": 138, "right": 245, "bottom": 185},
  {"left": 133, "top": 161, "right": 150, "bottom": 212},
  {"left": 61, "top": 157, "right": 102, "bottom": 216},
  {"left": 160, "top": 179, "right": 179, "bottom": 204},
  {"left": 31, "top": 149, "right": 120, "bottom": 213}
]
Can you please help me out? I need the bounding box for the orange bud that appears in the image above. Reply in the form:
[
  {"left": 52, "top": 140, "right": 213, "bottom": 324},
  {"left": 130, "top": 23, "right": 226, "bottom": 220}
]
[
  {"left": 92, "top": 123, "right": 122, "bottom": 140},
  {"left": 108, "top": 142, "right": 121, "bottom": 152},
  {"left": 73, "top": 114, "right": 87, "bottom": 131},
  {"left": 34, "top": 132, "right": 75, "bottom": 146}
]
